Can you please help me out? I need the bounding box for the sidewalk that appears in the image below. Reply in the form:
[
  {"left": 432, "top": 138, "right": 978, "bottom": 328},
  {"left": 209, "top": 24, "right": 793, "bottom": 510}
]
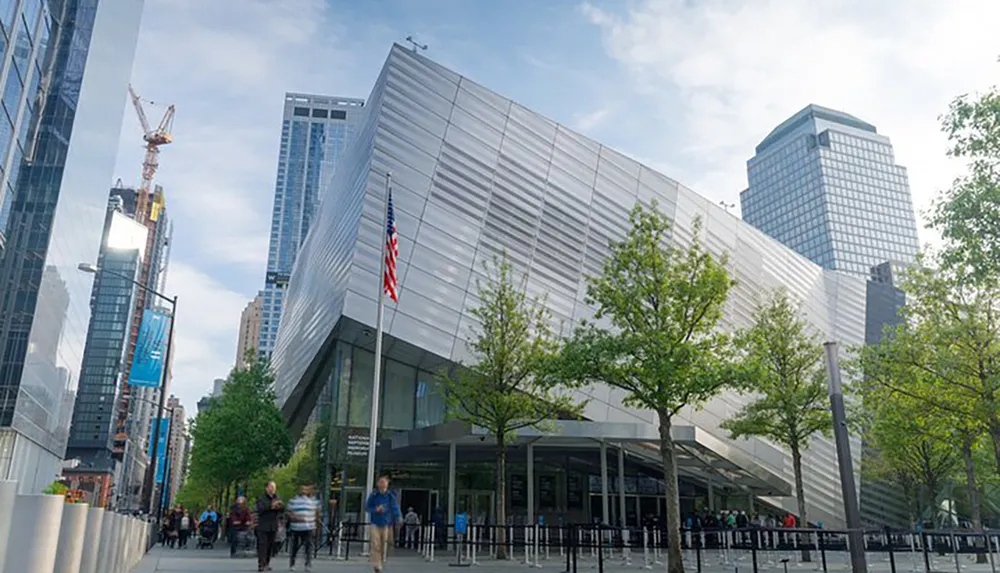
[{"left": 132, "top": 543, "right": 999, "bottom": 573}]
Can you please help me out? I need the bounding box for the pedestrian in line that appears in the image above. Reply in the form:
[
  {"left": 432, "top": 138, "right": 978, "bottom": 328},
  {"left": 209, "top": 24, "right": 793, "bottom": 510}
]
[
  {"left": 403, "top": 507, "right": 421, "bottom": 549},
  {"left": 287, "top": 484, "right": 321, "bottom": 572},
  {"left": 255, "top": 481, "right": 284, "bottom": 572},
  {"left": 366, "top": 476, "right": 402, "bottom": 573}
]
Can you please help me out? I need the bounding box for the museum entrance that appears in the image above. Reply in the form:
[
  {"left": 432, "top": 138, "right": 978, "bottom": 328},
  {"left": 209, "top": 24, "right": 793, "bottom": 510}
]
[{"left": 457, "top": 489, "right": 494, "bottom": 523}]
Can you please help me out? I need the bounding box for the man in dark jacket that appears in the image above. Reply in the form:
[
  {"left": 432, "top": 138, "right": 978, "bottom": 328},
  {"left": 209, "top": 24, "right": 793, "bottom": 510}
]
[{"left": 255, "top": 481, "right": 284, "bottom": 572}]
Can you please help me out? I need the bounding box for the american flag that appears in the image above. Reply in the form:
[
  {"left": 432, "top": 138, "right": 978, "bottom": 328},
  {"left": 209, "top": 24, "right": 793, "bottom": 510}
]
[{"left": 383, "top": 189, "right": 399, "bottom": 303}]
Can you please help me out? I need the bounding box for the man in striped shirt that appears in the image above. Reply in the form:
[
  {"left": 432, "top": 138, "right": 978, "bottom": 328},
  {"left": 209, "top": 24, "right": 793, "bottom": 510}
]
[{"left": 287, "top": 485, "right": 320, "bottom": 572}]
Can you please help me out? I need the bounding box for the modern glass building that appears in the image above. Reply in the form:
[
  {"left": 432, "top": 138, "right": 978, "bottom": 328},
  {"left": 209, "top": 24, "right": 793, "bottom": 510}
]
[
  {"left": 740, "top": 104, "right": 920, "bottom": 277},
  {"left": 64, "top": 194, "right": 145, "bottom": 507},
  {"left": 257, "top": 93, "right": 364, "bottom": 359},
  {"left": 0, "top": 0, "right": 144, "bottom": 491},
  {"left": 271, "top": 45, "right": 896, "bottom": 530}
]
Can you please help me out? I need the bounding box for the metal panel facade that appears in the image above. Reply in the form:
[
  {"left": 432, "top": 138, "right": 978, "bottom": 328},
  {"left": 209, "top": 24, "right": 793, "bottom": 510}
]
[{"left": 273, "top": 45, "right": 870, "bottom": 527}]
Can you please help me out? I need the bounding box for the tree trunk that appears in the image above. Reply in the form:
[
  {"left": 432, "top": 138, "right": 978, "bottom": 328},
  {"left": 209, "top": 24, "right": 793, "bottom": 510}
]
[
  {"left": 496, "top": 435, "right": 508, "bottom": 560},
  {"left": 790, "top": 444, "right": 811, "bottom": 563},
  {"left": 658, "top": 410, "right": 685, "bottom": 573},
  {"left": 961, "top": 437, "right": 987, "bottom": 563}
]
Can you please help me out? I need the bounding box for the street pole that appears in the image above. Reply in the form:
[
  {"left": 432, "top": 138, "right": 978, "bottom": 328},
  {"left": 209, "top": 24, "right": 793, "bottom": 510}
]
[
  {"left": 141, "top": 295, "right": 177, "bottom": 520},
  {"left": 823, "top": 341, "right": 867, "bottom": 573}
]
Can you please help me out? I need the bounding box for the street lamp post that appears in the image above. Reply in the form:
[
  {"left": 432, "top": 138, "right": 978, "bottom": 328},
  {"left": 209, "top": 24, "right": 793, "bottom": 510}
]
[{"left": 78, "top": 262, "right": 178, "bottom": 523}]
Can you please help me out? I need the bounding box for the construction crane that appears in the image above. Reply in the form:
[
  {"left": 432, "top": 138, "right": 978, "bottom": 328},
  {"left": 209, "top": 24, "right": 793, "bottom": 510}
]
[{"left": 128, "top": 84, "right": 175, "bottom": 221}]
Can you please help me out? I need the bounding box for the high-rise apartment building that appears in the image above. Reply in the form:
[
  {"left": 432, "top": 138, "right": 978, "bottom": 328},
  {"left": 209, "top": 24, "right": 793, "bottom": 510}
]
[
  {"left": 235, "top": 294, "right": 261, "bottom": 367},
  {"left": 740, "top": 104, "right": 920, "bottom": 277},
  {"left": 0, "top": 0, "right": 144, "bottom": 491},
  {"left": 164, "top": 395, "right": 185, "bottom": 507},
  {"left": 257, "top": 93, "right": 364, "bottom": 359}
]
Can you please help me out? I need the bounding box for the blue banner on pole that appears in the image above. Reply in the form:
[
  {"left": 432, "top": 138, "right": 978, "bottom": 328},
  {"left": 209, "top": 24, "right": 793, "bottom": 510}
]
[
  {"left": 148, "top": 417, "right": 170, "bottom": 484},
  {"left": 130, "top": 309, "right": 170, "bottom": 388}
]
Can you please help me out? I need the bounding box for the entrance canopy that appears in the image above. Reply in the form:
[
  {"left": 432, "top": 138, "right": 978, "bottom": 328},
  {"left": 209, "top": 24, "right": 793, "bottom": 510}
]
[{"left": 388, "top": 420, "right": 792, "bottom": 497}]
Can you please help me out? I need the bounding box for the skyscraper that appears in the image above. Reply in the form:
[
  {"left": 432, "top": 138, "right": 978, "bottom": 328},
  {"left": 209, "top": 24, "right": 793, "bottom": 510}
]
[
  {"left": 64, "top": 193, "right": 147, "bottom": 507},
  {"left": 164, "top": 394, "right": 185, "bottom": 508},
  {"left": 235, "top": 294, "right": 261, "bottom": 368},
  {"left": 257, "top": 93, "right": 364, "bottom": 359},
  {"left": 63, "top": 182, "right": 171, "bottom": 509},
  {"left": 0, "top": 0, "right": 144, "bottom": 491},
  {"left": 740, "top": 104, "right": 920, "bottom": 277}
]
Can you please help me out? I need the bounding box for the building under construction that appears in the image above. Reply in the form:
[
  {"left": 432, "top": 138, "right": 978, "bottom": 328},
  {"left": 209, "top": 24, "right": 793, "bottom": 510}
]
[{"left": 64, "top": 182, "right": 172, "bottom": 509}]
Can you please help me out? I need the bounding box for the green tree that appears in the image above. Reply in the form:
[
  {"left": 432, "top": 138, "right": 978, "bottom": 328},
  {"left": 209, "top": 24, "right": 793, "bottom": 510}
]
[
  {"left": 438, "top": 254, "right": 582, "bottom": 560},
  {"left": 721, "top": 290, "right": 829, "bottom": 562},
  {"left": 933, "top": 90, "right": 1000, "bottom": 280},
  {"left": 271, "top": 425, "right": 321, "bottom": 501},
  {"left": 854, "top": 375, "right": 957, "bottom": 524},
  {"left": 554, "top": 202, "right": 739, "bottom": 573},
  {"left": 185, "top": 356, "right": 293, "bottom": 507}
]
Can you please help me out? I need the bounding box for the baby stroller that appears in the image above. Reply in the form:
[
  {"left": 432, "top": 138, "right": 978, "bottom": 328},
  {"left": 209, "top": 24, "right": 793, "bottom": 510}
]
[
  {"left": 197, "top": 518, "right": 218, "bottom": 549},
  {"left": 231, "top": 529, "right": 255, "bottom": 558}
]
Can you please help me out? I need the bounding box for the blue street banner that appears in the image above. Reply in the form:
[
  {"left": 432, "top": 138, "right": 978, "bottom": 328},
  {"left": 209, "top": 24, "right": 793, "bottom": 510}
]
[
  {"left": 148, "top": 417, "right": 170, "bottom": 484},
  {"left": 130, "top": 309, "right": 170, "bottom": 387}
]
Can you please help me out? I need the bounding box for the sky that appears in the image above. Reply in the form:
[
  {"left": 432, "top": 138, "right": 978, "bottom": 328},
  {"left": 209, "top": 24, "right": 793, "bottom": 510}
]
[{"left": 111, "top": 0, "right": 1000, "bottom": 414}]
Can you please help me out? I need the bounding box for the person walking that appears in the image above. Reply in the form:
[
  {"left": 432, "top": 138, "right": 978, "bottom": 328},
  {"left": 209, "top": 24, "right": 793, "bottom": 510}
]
[
  {"left": 287, "top": 485, "right": 321, "bottom": 572},
  {"left": 229, "top": 496, "right": 253, "bottom": 558},
  {"left": 178, "top": 509, "right": 192, "bottom": 548},
  {"left": 256, "top": 481, "right": 284, "bottom": 572},
  {"left": 366, "top": 476, "right": 401, "bottom": 573}
]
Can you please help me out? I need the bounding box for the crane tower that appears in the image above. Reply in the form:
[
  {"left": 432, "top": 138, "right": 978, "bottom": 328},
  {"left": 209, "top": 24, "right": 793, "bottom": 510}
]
[{"left": 128, "top": 84, "right": 175, "bottom": 221}]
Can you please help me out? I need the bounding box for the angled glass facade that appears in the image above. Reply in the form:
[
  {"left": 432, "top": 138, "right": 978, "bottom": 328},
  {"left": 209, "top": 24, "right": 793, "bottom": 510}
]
[
  {"left": 0, "top": 0, "right": 143, "bottom": 491},
  {"left": 258, "top": 93, "right": 364, "bottom": 359},
  {"left": 272, "top": 46, "right": 888, "bottom": 528},
  {"left": 740, "top": 104, "right": 920, "bottom": 276}
]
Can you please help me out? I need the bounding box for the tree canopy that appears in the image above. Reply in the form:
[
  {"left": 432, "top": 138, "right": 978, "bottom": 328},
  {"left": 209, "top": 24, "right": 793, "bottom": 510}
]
[
  {"left": 554, "top": 201, "right": 739, "bottom": 573},
  {"left": 438, "top": 253, "right": 582, "bottom": 558},
  {"left": 722, "top": 289, "right": 829, "bottom": 559}
]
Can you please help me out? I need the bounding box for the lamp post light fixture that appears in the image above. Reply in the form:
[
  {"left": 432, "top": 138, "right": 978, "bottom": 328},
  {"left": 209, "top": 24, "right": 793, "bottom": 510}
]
[{"left": 77, "top": 261, "right": 178, "bottom": 524}]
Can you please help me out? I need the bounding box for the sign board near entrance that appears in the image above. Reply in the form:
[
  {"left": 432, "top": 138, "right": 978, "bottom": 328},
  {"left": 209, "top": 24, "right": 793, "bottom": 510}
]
[
  {"left": 455, "top": 513, "right": 468, "bottom": 534},
  {"left": 347, "top": 431, "right": 370, "bottom": 457}
]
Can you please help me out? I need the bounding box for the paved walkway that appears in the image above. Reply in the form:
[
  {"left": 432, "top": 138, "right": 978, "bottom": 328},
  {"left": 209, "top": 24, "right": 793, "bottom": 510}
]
[{"left": 131, "top": 543, "right": 1000, "bottom": 573}]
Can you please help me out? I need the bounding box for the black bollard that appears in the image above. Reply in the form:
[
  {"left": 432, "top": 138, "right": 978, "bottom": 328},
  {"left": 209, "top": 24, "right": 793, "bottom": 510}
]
[
  {"left": 819, "top": 530, "right": 828, "bottom": 573},
  {"left": 922, "top": 532, "right": 931, "bottom": 573},
  {"left": 751, "top": 529, "right": 759, "bottom": 573},
  {"left": 886, "top": 526, "right": 897, "bottom": 573}
]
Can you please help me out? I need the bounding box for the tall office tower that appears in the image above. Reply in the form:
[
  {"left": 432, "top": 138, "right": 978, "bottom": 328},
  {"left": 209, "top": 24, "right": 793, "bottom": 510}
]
[
  {"left": 257, "top": 94, "right": 364, "bottom": 359},
  {"left": 235, "top": 294, "right": 261, "bottom": 368},
  {"left": 64, "top": 194, "right": 148, "bottom": 508},
  {"left": 102, "top": 183, "right": 172, "bottom": 511},
  {"left": 211, "top": 377, "right": 226, "bottom": 397},
  {"left": 164, "top": 394, "right": 185, "bottom": 508},
  {"left": 0, "top": 0, "right": 144, "bottom": 491},
  {"left": 740, "top": 104, "right": 920, "bottom": 277}
]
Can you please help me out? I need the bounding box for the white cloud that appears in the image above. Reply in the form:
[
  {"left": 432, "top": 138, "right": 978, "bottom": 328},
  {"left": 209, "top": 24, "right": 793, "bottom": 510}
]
[
  {"left": 163, "top": 262, "right": 247, "bottom": 412},
  {"left": 581, "top": 0, "right": 1000, "bottom": 241}
]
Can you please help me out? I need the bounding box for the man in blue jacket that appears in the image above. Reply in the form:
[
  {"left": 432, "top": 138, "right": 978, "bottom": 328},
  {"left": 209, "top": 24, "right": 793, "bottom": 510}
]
[{"left": 366, "top": 475, "right": 401, "bottom": 573}]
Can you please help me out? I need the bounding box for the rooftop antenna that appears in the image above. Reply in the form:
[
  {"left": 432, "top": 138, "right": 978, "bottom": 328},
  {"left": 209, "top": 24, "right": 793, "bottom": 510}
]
[
  {"left": 405, "top": 35, "right": 428, "bottom": 53},
  {"left": 719, "top": 200, "right": 736, "bottom": 213}
]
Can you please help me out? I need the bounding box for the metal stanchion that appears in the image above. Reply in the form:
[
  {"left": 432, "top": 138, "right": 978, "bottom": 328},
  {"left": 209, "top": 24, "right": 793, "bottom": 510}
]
[
  {"left": 653, "top": 528, "right": 662, "bottom": 565},
  {"left": 2, "top": 494, "right": 65, "bottom": 573},
  {"left": 642, "top": 527, "right": 652, "bottom": 569},
  {"left": 429, "top": 524, "right": 436, "bottom": 562},
  {"left": 54, "top": 502, "right": 89, "bottom": 573},
  {"left": 545, "top": 526, "right": 551, "bottom": 560}
]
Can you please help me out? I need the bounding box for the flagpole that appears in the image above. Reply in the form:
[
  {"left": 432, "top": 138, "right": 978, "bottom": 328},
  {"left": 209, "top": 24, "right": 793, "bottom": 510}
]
[{"left": 364, "top": 172, "right": 391, "bottom": 528}]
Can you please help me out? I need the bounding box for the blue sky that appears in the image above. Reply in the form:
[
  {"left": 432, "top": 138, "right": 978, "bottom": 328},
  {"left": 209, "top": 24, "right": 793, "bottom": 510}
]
[{"left": 112, "top": 0, "right": 1000, "bottom": 413}]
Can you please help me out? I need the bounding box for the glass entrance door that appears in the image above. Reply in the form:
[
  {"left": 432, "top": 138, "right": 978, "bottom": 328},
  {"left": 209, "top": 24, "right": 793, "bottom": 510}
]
[{"left": 457, "top": 490, "right": 494, "bottom": 523}]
